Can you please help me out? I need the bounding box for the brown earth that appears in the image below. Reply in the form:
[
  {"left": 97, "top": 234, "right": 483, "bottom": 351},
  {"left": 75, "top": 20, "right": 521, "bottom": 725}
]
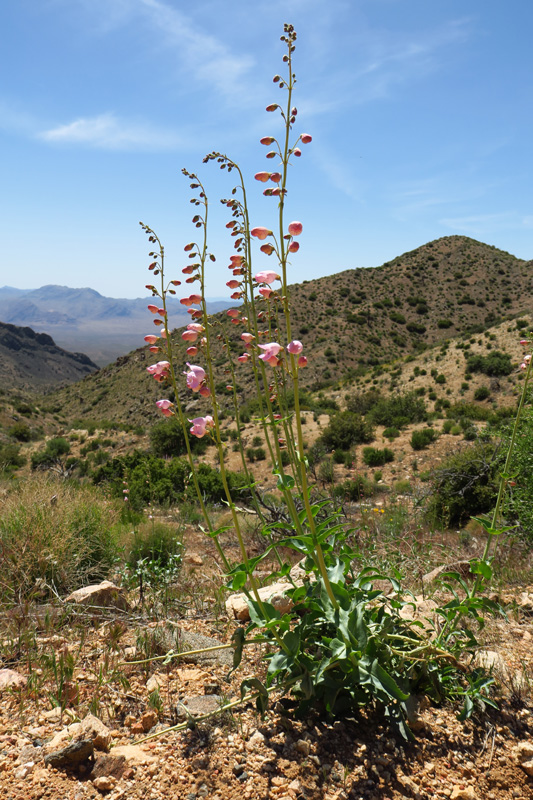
[{"left": 1, "top": 531, "right": 533, "bottom": 800}]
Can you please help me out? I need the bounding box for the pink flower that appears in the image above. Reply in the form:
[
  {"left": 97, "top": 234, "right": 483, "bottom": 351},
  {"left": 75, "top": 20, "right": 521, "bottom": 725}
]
[
  {"left": 199, "top": 385, "right": 210, "bottom": 398},
  {"left": 298, "top": 355, "right": 308, "bottom": 368},
  {"left": 258, "top": 342, "right": 282, "bottom": 366},
  {"left": 238, "top": 353, "right": 251, "bottom": 363},
  {"left": 156, "top": 399, "right": 174, "bottom": 418},
  {"left": 230, "top": 255, "right": 244, "bottom": 266},
  {"left": 144, "top": 335, "right": 159, "bottom": 344},
  {"left": 186, "top": 346, "right": 198, "bottom": 356},
  {"left": 255, "top": 172, "right": 270, "bottom": 182},
  {"left": 149, "top": 346, "right": 160, "bottom": 354},
  {"left": 251, "top": 227, "right": 272, "bottom": 240},
  {"left": 266, "top": 104, "right": 279, "bottom": 112},
  {"left": 182, "top": 265, "right": 195, "bottom": 274},
  {"left": 227, "top": 308, "right": 240, "bottom": 319},
  {"left": 288, "top": 241, "right": 300, "bottom": 253},
  {"left": 182, "top": 330, "right": 198, "bottom": 342},
  {"left": 287, "top": 340, "right": 303, "bottom": 355},
  {"left": 259, "top": 287, "right": 273, "bottom": 298},
  {"left": 255, "top": 271, "right": 280, "bottom": 285},
  {"left": 260, "top": 243, "right": 275, "bottom": 255},
  {"left": 226, "top": 279, "right": 240, "bottom": 289},
  {"left": 301, "top": 133, "right": 312, "bottom": 144},
  {"left": 270, "top": 172, "right": 282, "bottom": 183},
  {"left": 147, "top": 360, "right": 170, "bottom": 377},
  {"left": 520, "top": 362, "right": 527, "bottom": 371},
  {"left": 147, "top": 304, "right": 159, "bottom": 314},
  {"left": 189, "top": 415, "right": 214, "bottom": 438},
  {"left": 520, "top": 339, "right": 531, "bottom": 346},
  {"left": 260, "top": 136, "right": 275, "bottom": 145},
  {"left": 184, "top": 363, "right": 206, "bottom": 392},
  {"left": 241, "top": 332, "right": 255, "bottom": 344},
  {"left": 187, "top": 323, "right": 204, "bottom": 333},
  {"left": 525, "top": 354, "right": 532, "bottom": 363},
  {"left": 180, "top": 294, "right": 202, "bottom": 307},
  {"left": 288, "top": 221, "right": 303, "bottom": 236},
  {"left": 293, "top": 147, "right": 302, "bottom": 157}
]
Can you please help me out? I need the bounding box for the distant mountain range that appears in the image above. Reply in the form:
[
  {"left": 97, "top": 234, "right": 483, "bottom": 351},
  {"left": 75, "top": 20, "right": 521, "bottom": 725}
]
[{"left": 0, "top": 285, "right": 233, "bottom": 366}]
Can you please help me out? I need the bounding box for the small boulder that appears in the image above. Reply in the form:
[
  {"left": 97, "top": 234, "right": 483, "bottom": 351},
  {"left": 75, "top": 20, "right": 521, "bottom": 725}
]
[
  {"left": 226, "top": 581, "right": 294, "bottom": 621},
  {"left": 65, "top": 581, "right": 130, "bottom": 611},
  {"left": 78, "top": 714, "right": 111, "bottom": 752},
  {"left": 43, "top": 738, "right": 94, "bottom": 768}
]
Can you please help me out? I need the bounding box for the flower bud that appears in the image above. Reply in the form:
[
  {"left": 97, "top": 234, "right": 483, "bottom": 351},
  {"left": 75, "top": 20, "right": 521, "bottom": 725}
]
[
  {"left": 260, "top": 136, "right": 275, "bottom": 145},
  {"left": 255, "top": 172, "right": 270, "bottom": 182},
  {"left": 301, "top": 133, "right": 312, "bottom": 144},
  {"left": 288, "top": 221, "right": 303, "bottom": 236}
]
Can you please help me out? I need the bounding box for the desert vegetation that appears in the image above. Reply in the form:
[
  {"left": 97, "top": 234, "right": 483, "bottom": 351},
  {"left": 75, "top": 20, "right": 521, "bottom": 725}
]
[{"left": 1, "top": 22, "right": 533, "bottom": 800}]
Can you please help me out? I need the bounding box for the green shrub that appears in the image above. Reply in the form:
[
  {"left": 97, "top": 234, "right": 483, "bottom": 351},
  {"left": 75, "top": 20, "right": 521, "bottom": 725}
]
[
  {"left": 150, "top": 418, "right": 207, "bottom": 457},
  {"left": 466, "top": 351, "right": 513, "bottom": 377},
  {"left": 333, "top": 475, "right": 375, "bottom": 501},
  {"left": 426, "top": 442, "right": 498, "bottom": 526},
  {"left": 320, "top": 411, "right": 374, "bottom": 450},
  {"left": 345, "top": 390, "right": 381, "bottom": 415},
  {"left": 394, "top": 479, "right": 412, "bottom": 494},
  {"left": 9, "top": 422, "right": 32, "bottom": 442},
  {"left": 31, "top": 437, "right": 71, "bottom": 470},
  {"left": 92, "top": 451, "right": 251, "bottom": 509},
  {"left": 410, "top": 428, "right": 437, "bottom": 451},
  {"left": 474, "top": 386, "right": 490, "bottom": 401},
  {"left": 367, "top": 392, "right": 427, "bottom": 428},
  {"left": 0, "top": 442, "right": 26, "bottom": 474},
  {"left": 447, "top": 402, "right": 492, "bottom": 422},
  {"left": 362, "top": 447, "right": 395, "bottom": 467},
  {"left": 383, "top": 427, "right": 400, "bottom": 440}
]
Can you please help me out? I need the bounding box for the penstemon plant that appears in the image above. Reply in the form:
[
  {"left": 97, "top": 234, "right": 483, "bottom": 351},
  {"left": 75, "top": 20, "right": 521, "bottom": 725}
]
[{"left": 137, "top": 24, "right": 497, "bottom": 739}]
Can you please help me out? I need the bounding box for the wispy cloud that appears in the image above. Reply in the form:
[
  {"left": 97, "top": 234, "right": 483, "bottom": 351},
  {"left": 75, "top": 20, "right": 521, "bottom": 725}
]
[
  {"left": 440, "top": 212, "right": 524, "bottom": 235},
  {"left": 38, "top": 112, "right": 183, "bottom": 150},
  {"left": 335, "top": 17, "right": 472, "bottom": 105},
  {"left": 64, "top": 0, "right": 255, "bottom": 98}
]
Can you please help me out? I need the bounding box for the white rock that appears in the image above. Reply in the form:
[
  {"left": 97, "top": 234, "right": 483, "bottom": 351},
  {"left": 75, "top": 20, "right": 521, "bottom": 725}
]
[
  {"left": 0, "top": 669, "right": 27, "bottom": 691},
  {"left": 473, "top": 650, "right": 508, "bottom": 679},
  {"left": 92, "top": 775, "right": 116, "bottom": 792},
  {"left": 515, "top": 740, "right": 533, "bottom": 763},
  {"left": 247, "top": 730, "right": 266, "bottom": 750}
]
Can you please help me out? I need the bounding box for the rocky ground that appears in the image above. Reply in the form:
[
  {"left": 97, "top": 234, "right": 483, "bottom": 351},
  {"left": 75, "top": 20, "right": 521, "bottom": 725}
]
[{"left": 1, "top": 568, "right": 533, "bottom": 800}]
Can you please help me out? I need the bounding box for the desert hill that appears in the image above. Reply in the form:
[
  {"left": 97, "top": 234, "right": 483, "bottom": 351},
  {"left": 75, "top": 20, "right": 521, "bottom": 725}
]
[
  {"left": 42, "top": 235, "right": 531, "bottom": 427},
  {"left": 0, "top": 322, "right": 99, "bottom": 391}
]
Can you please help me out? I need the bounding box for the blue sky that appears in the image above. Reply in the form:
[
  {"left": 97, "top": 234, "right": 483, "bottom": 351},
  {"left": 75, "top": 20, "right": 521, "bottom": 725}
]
[{"left": 1, "top": 0, "right": 531, "bottom": 299}]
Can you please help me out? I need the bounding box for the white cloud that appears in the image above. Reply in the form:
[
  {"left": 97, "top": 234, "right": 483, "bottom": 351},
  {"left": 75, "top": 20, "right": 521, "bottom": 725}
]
[{"left": 38, "top": 112, "right": 182, "bottom": 150}]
